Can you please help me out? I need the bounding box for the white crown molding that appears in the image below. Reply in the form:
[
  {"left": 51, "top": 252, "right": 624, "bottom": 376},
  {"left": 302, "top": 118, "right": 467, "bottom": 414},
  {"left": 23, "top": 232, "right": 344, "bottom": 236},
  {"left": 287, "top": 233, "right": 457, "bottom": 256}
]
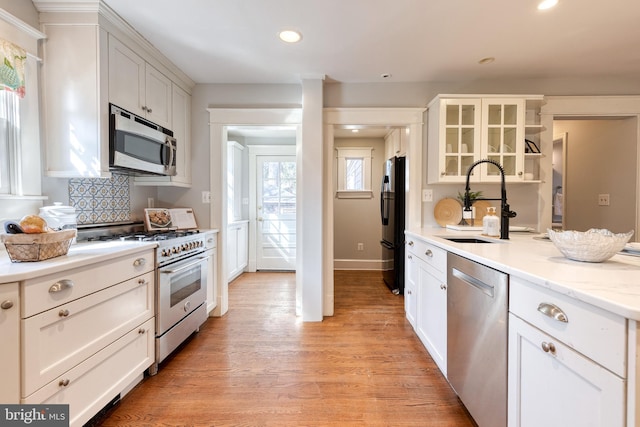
[{"left": 0, "top": 8, "right": 46, "bottom": 40}]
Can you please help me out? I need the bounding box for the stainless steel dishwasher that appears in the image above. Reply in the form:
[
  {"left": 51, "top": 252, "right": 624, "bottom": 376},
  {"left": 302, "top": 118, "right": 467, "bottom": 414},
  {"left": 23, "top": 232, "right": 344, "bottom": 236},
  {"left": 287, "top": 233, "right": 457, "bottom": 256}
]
[{"left": 447, "top": 252, "right": 509, "bottom": 427}]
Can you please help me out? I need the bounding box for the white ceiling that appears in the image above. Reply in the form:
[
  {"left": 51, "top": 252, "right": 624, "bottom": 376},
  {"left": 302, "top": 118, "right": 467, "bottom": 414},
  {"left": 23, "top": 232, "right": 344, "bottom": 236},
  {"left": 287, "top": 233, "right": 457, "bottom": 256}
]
[{"left": 102, "top": 0, "right": 640, "bottom": 85}]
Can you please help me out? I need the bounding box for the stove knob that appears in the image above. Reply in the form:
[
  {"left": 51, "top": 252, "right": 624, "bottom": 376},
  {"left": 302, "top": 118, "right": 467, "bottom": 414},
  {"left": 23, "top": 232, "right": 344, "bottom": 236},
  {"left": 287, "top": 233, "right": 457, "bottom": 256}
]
[{"left": 172, "top": 247, "right": 178, "bottom": 254}]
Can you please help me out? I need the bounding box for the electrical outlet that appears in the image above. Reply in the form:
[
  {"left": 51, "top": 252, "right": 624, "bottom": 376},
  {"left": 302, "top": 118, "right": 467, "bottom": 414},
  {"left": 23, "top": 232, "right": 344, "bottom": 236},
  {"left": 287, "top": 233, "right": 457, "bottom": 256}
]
[
  {"left": 202, "top": 191, "right": 211, "bottom": 204},
  {"left": 598, "top": 194, "right": 610, "bottom": 206},
  {"left": 422, "top": 189, "right": 433, "bottom": 202},
  {"left": 357, "top": 243, "right": 364, "bottom": 251}
]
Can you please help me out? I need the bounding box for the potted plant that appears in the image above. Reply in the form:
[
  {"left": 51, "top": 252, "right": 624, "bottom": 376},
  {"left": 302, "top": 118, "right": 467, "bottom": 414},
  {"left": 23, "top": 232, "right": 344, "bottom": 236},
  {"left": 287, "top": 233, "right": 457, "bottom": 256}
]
[{"left": 457, "top": 191, "right": 483, "bottom": 225}]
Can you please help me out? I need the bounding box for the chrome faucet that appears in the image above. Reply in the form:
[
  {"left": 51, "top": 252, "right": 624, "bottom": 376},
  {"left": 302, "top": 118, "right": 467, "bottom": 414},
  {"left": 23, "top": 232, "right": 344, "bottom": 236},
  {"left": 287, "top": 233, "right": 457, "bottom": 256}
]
[{"left": 463, "top": 159, "right": 517, "bottom": 240}]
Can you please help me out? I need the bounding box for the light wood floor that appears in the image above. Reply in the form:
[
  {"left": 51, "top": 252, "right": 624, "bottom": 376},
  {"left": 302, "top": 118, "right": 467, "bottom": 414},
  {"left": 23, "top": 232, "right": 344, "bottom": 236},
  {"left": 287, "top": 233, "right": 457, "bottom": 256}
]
[{"left": 98, "top": 271, "right": 475, "bottom": 426}]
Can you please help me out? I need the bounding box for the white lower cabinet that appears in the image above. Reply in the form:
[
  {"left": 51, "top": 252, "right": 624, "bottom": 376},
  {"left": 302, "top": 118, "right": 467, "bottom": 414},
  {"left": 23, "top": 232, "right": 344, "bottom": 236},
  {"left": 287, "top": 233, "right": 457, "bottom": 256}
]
[
  {"left": 17, "top": 249, "right": 156, "bottom": 427},
  {"left": 508, "top": 277, "right": 626, "bottom": 427},
  {"left": 404, "top": 252, "right": 417, "bottom": 328},
  {"left": 0, "top": 282, "right": 20, "bottom": 403},
  {"left": 416, "top": 265, "right": 447, "bottom": 376},
  {"left": 508, "top": 315, "right": 625, "bottom": 427},
  {"left": 405, "top": 235, "right": 447, "bottom": 376},
  {"left": 23, "top": 318, "right": 154, "bottom": 427},
  {"left": 227, "top": 221, "right": 248, "bottom": 281}
]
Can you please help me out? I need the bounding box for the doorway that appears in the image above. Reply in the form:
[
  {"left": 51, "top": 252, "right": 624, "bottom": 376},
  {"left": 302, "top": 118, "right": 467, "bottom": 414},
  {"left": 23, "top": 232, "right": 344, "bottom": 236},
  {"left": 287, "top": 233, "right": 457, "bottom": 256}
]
[{"left": 553, "top": 117, "right": 637, "bottom": 233}]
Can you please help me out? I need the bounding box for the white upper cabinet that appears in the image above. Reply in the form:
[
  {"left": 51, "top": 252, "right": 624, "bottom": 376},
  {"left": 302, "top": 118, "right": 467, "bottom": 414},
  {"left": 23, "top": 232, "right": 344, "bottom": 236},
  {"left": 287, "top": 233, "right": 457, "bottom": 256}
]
[
  {"left": 135, "top": 83, "right": 192, "bottom": 187},
  {"left": 109, "top": 35, "right": 172, "bottom": 129},
  {"left": 427, "top": 95, "right": 544, "bottom": 184},
  {"left": 35, "top": 1, "right": 194, "bottom": 180},
  {"left": 40, "top": 21, "right": 111, "bottom": 178}
]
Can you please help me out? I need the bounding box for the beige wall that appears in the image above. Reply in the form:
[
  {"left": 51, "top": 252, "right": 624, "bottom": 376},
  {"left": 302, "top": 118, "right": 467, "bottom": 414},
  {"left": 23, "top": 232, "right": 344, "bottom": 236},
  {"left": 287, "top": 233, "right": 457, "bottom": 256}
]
[
  {"left": 0, "top": 0, "right": 38, "bottom": 28},
  {"left": 554, "top": 118, "right": 637, "bottom": 233},
  {"left": 333, "top": 137, "right": 386, "bottom": 267}
]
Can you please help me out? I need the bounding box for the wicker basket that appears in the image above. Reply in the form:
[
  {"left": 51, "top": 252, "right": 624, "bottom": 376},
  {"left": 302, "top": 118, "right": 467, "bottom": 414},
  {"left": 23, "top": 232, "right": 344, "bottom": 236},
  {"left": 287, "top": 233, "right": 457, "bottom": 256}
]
[{"left": 1, "top": 229, "right": 76, "bottom": 262}]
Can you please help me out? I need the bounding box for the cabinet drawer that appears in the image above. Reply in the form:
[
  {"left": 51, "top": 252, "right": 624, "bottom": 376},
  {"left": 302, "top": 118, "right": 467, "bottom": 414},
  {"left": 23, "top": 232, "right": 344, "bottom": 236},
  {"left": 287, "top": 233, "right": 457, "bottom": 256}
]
[
  {"left": 22, "top": 272, "right": 154, "bottom": 396},
  {"left": 23, "top": 318, "right": 154, "bottom": 427},
  {"left": 509, "top": 277, "right": 626, "bottom": 377},
  {"left": 406, "top": 237, "right": 446, "bottom": 277},
  {"left": 21, "top": 250, "right": 154, "bottom": 318}
]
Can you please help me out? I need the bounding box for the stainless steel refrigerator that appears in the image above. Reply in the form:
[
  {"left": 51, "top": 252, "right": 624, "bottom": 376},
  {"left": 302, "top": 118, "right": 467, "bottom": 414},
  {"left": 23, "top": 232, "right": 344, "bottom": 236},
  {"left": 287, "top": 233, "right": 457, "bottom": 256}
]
[{"left": 380, "top": 156, "right": 405, "bottom": 294}]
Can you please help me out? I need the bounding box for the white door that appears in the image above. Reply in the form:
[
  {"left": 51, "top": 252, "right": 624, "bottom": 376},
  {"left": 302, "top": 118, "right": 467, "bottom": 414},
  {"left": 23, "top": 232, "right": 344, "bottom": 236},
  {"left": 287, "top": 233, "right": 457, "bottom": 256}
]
[{"left": 256, "top": 155, "right": 296, "bottom": 270}]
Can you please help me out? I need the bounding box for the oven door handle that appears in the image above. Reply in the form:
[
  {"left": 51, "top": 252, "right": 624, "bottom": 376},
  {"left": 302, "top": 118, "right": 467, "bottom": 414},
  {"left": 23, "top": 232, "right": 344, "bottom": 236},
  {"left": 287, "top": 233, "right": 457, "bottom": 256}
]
[{"left": 160, "top": 256, "right": 207, "bottom": 274}]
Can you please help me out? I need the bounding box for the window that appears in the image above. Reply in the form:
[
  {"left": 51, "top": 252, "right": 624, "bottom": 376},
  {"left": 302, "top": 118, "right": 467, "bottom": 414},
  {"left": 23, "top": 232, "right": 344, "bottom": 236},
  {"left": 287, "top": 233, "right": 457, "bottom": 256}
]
[
  {"left": 336, "top": 147, "right": 373, "bottom": 199},
  {"left": 0, "top": 90, "right": 19, "bottom": 194}
]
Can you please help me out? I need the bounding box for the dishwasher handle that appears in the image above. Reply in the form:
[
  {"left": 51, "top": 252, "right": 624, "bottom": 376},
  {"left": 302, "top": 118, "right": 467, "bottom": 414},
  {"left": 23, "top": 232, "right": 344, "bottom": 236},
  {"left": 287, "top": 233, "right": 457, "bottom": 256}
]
[{"left": 451, "top": 268, "right": 494, "bottom": 298}]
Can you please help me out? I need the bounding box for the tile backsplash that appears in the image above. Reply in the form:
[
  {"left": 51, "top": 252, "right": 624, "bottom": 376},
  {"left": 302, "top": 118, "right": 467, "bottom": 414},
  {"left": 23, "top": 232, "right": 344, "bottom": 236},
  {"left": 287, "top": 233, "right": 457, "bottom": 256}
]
[{"left": 69, "top": 173, "right": 131, "bottom": 225}]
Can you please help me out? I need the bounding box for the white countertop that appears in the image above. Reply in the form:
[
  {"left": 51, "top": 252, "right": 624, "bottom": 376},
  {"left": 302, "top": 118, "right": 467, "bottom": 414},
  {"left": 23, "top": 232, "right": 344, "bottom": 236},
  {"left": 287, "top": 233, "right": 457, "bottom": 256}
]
[
  {"left": 407, "top": 227, "right": 640, "bottom": 320},
  {"left": 0, "top": 241, "right": 158, "bottom": 283}
]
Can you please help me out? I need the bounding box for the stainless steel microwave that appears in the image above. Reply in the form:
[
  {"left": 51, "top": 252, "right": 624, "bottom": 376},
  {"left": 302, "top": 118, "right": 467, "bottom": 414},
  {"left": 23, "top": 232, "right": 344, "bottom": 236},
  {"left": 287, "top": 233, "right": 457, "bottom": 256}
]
[{"left": 109, "top": 104, "right": 177, "bottom": 176}]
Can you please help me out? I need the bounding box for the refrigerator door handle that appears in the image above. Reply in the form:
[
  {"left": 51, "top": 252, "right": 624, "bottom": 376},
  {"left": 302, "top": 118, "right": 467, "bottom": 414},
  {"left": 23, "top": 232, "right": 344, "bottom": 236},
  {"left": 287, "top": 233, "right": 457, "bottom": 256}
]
[
  {"left": 381, "top": 176, "right": 390, "bottom": 225},
  {"left": 380, "top": 240, "right": 394, "bottom": 250}
]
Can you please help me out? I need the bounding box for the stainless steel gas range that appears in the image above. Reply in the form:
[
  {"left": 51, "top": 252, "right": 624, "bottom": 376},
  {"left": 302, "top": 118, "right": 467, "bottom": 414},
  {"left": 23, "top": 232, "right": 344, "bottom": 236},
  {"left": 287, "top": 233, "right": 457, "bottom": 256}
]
[{"left": 77, "top": 223, "right": 215, "bottom": 375}]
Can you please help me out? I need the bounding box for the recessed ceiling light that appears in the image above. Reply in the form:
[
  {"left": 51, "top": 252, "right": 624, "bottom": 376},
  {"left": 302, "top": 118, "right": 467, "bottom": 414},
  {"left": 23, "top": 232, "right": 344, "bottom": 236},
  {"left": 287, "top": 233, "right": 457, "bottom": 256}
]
[
  {"left": 537, "top": 0, "right": 558, "bottom": 10},
  {"left": 478, "top": 57, "right": 495, "bottom": 65},
  {"left": 278, "top": 30, "right": 302, "bottom": 43}
]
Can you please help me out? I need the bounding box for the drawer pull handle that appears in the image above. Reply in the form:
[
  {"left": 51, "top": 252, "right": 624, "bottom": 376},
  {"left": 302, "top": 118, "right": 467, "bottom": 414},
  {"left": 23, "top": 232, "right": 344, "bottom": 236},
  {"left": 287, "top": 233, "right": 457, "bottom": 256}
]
[
  {"left": 541, "top": 341, "right": 556, "bottom": 354},
  {"left": 133, "top": 258, "right": 146, "bottom": 267},
  {"left": 537, "top": 302, "right": 568, "bottom": 323},
  {"left": 425, "top": 249, "right": 433, "bottom": 257},
  {"left": 58, "top": 309, "right": 70, "bottom": 317},
  {"left": 138, "top": 278, "right": 147, "bottom": 285},
  {"left": 408, "top": 241, "right": 414, "bottom": 246},
  {"left": 58, "top": 379, "right": 70, "bottom": 387},
  {"left": 1, "top": 300, "right": 13, "bottom": 310},
  {"left": 49, "top": 279, "right": 73, "bottom": 293},
  {"left": 138, "top": 328, "right": 146, "bottom": 334}
]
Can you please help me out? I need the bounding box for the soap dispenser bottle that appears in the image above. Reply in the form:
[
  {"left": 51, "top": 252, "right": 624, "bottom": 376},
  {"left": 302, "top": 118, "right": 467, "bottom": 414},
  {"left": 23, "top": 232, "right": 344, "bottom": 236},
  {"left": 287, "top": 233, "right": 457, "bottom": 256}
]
[{"left": 483, "top": 207, "right": 500, "bottom": 237}]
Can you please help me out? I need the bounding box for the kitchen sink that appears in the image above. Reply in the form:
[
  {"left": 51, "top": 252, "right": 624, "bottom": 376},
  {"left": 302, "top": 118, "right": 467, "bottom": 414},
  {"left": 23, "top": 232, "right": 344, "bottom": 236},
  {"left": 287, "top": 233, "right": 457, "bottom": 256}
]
[{"left": 439, "top": 237, "right": 499, "bottom": 244}]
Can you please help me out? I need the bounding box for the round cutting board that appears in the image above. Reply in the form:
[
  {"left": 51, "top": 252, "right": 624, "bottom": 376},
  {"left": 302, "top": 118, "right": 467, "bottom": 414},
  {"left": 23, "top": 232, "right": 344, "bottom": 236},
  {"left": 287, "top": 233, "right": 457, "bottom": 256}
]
[
  {"left": 434, "top": 198, "right": 462, "bottom": 227},
  {"left": 473, "top": 200, "right": 494, "bottom": 224}
]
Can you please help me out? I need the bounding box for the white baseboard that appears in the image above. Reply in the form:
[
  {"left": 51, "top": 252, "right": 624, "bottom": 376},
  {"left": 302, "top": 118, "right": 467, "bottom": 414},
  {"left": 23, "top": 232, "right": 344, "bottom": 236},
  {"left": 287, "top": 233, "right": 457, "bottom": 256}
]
[{"left": 333, "top": 259, "right": 384, "bottom": 270}]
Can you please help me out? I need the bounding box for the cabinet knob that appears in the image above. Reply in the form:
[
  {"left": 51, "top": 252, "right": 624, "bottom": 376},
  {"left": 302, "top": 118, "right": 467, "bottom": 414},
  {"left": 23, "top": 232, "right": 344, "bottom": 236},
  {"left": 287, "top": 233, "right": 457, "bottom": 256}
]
[
  {"left": 49, "top": 279, "right": 73, "bottom": 293},
  {"left": 58, "top": 379, "right": 70, "bottom": 387},
  {"left": 518, "top": 171, "right": 523, "bottom": 176},
  {"left": 408, "top": 255, "right": 413, "bottom": 260},
  {"left": 58, "top": 309, "right": 70, "bottom": 317},
  {"left": 440, "top": 171, "right": 446, "bottom": 176},
  {"left": 541, "top": 341, "right": 556, "bottom": 354},
  {"left": 408, "top": 241, "right": 414, "bottom": 246},
  {"left": 133, "top": 258, "right": 147, "bottom": 267},
  {"left": 440, "top": 284, "right": 447, "bottom": 290},
  {"left": 407, "top": 289, "right": 412, "bottom": 295},
  {"left": 425, "top": 249, "right": 433, "bottom": 257},
  {"left": 1, "top": 300, "right": 14, "bottom": 310},
  {"left": 138, "top": 278, "right": 147, "bottom": 285},
  {"left": 138, "top": 328, "right": 146, "bottom": 334}
]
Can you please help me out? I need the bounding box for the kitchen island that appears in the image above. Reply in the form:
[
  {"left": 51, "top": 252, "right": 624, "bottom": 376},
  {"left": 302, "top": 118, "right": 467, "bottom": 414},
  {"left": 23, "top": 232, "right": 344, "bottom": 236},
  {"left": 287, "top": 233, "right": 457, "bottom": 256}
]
[{"left": 406, "top": 228, "right": 640, "bottom": 427}]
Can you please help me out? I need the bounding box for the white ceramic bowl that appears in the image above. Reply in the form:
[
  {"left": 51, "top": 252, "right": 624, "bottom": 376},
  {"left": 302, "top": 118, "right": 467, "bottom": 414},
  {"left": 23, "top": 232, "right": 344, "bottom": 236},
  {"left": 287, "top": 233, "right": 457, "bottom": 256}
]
[{"left": 547, "top": 228, "right": 634, "bottom": 262}]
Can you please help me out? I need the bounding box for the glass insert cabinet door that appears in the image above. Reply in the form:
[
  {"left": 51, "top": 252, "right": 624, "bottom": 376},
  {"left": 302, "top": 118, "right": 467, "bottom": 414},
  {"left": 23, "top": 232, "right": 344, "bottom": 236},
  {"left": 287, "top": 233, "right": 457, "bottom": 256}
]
[
  {"left": 480, "top": 99, "right": 525, "bottom": 181},
  {"left": 441, "top": 99, "right": 481, "bottom": 181}
]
